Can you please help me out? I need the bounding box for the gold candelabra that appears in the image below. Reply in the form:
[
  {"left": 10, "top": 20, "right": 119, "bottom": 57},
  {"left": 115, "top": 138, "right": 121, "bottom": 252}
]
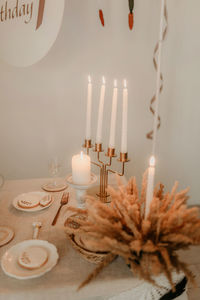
[{"left": 83, "top": 139, "right": 130, "bottom": 203}]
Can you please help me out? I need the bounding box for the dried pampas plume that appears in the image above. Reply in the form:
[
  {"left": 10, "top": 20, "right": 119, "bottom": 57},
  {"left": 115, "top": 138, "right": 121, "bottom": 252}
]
[{"left": 65, "top": 173, "right": 200, "bottom": 290}]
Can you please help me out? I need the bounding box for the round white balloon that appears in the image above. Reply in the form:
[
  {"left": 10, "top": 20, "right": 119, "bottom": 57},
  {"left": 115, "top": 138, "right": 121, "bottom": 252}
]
[{"left": 0, "top": 0, "right": 65, "bottom": 67}]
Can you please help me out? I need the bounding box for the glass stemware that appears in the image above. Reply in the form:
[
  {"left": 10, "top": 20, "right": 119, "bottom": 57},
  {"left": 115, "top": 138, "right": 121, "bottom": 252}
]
[
  {"left": 48, "top": 157, "right": 62, "bottom": 188},
  {"left": 42, "top": 157, "right": 68, "bottom": 192}
]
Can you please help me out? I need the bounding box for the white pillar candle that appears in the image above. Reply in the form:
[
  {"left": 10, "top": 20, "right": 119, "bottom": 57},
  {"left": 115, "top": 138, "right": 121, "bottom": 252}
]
[
  {"left": 109, "top": 80, "right": 118, "bottom": 149},
  {"left": 72, "top": 152, "right": 91, "bottom": 185},
  {"left": 96, "top": 77, "right": 106, "bottom": 144},
  {"left": 121, "top": 80, "right": 128, "bottom": 153},
  {"left": 85, "top": 75, "right": 92, "bottom": 140},
  {"left": 145, "top": 156, "right": 156, "bottom": 218}
]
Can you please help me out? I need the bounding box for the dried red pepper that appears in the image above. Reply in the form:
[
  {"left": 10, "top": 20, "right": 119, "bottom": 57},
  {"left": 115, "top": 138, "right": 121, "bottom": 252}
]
[
  {"left": 128, "top": 0, "right": 134, "bottom": 30},
  {"left": 99, "top": 9, "right": 105, "bottom": 27},
  {"left": 129, "top": 12, "right": 134, "bottom": 30}
]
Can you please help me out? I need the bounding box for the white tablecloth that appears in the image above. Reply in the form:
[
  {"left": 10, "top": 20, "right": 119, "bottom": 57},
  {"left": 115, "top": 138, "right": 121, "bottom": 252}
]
[{"left": 0, "top": 177, "right": 188, "bottom": 300}]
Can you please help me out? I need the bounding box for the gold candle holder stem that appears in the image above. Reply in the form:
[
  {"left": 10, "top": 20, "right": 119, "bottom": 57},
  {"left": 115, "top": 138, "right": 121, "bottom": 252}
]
[
  {"left": 97, "top": 152, "right": 104, "bottom": 165},
  {"left": 118, "top": 162, "right": 125, "bottom": 177},
  {"left": 102, "top": 165, "right": 106, "bottom": 198},
  {"left": 121, "top": 162, "right": 125, "bottom": 176},
  {"left": 105, "top": 156, "right": 112, "bottom": 167},
  {"left": 105, "top": 168, "right": 109, "bottom": 195},
  {"left": 100, "top": 165, "right": 103, "bottom": 198}
]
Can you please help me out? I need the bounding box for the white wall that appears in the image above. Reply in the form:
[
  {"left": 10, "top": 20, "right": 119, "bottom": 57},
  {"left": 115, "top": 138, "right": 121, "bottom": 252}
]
[{"left": 0, "top": 0, "right": 199, "bottom": 205}]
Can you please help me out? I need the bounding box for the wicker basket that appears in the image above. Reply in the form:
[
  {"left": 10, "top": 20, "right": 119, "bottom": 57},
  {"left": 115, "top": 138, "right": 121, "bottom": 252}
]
[{"left": 65, "top": 214, "right": 110, "bottom": 264}]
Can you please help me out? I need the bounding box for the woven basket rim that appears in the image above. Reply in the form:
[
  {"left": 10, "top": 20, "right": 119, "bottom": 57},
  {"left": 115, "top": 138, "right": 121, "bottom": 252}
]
[{"left": 68, "top": 233, "right": 110, "bottom": 255}]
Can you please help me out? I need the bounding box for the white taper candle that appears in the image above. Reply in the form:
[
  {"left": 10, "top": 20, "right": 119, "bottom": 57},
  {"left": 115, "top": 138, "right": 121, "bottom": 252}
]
[
  {"left": 121, "top": 80, "right": 128, "bottom": 153},
  {"left": 85, "top": 75, "right": 92, "bottom": 140},
  {"left": 109, "top": 80, "right": 118, "bottom": 149},
  {"left": 145, "top": 156, "right": 156, "bottom": 218},
  {"left": 96, "top": 77, "right": 106, "bottom": 144},
  {"left": 145, "top": 1, "right": 165, "bottom": 219}
]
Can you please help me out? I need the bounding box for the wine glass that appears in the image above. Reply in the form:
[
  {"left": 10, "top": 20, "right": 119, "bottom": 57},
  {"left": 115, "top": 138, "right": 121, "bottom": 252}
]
[{"left": 48, "top": 157, "right": 62, "bottom": 188}]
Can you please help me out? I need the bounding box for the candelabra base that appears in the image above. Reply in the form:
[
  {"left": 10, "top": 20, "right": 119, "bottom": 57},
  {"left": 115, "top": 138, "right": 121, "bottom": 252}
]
[{"left": 96, "top": 193, "right": 110, "bottom": 203}]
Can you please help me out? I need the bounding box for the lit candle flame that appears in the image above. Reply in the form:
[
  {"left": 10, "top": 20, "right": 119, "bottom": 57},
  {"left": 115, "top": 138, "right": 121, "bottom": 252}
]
[
  {"left": 88, "top": 75, "right": 91, "bottom": 83},
  {"left": 149, "top": 155, "right": 156, "bottom": 167},
  {"left": 102, "top": 76, "right": 106, "bottom": 85},
  {"left": 124, "top": 79, "right": 127, "bottom": 88},
  {"left": 114, "top": 79, "right": 117, "bottom": 88}
]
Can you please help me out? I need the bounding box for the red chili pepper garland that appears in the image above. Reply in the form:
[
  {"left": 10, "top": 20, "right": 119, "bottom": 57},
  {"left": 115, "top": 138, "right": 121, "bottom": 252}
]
[
  {"left": 99, "top": 9, "right": 105, "bottom": 27},
  {"left": 128, "top": 0, "right": 134, "bottom": 30},
  {"left": 98, "top": 1, "right": 135, "bottom": 30}
]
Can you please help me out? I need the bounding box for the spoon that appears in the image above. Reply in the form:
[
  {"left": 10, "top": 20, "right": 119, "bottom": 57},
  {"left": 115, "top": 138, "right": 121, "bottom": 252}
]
[{"left": 51, "top": 192, "right": 69, "bottom": 226}]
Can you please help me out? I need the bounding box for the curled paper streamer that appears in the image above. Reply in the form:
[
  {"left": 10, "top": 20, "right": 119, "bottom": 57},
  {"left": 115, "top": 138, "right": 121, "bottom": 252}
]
[
  {"left": 146, "top": 1, "right": 168, "bottom": 140},
  {"left": 99, "top": 9, "right": 105, "bottom": 27}
]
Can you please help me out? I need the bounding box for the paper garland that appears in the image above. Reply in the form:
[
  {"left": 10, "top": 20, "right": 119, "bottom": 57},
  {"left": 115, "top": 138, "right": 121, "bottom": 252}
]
[
  {"left": 146, "top": 1, "right": 168, "bottom": 140},
  {"left": 96, "top": 1, "right": 169, "bottom": 141}
]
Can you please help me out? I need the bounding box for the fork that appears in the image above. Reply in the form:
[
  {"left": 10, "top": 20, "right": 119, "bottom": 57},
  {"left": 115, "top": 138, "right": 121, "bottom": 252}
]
[{"left": 51, "top": 192, "right": 69, "bottom": 226}]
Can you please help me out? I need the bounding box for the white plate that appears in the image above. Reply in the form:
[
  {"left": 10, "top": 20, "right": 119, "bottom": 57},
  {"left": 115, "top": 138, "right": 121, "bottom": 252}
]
[
  {"left": 0, "top": 227, "right": 14, "bottom": 247},
  {"left": 1, "top": 240, "right": 59, "bottom": 280},
  {"left": 13, "top": 192, "right": 54, "bottom": 212}
]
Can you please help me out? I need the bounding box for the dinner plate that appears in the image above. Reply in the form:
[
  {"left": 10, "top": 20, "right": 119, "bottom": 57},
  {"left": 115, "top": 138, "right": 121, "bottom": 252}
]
[
  {"left": 1, "top": 240, "right": 59, "bottom": 280},
  {"left": 13, "top": 192, "right": 54, "bottom": 212},
  {"left": 0, "top": 227, "right": 14, "bottom": 247}
]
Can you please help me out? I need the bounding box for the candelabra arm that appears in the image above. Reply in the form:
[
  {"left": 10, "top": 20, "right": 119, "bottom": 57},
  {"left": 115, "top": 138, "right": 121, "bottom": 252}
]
[
  {"left": 84, "top": 144, "right": 102, "bottom": 168},
  {"left": 97, "top": 152, "right": 104, "bottom": 165},
  {"left": 105, "top": 156, "right": 112, "bottom": 167},
  {"left": 91, "top": 161, "right": 102, "bottom": 168},
  {"left": 107, "top": 162, "right": 125, "bottom": 177}
]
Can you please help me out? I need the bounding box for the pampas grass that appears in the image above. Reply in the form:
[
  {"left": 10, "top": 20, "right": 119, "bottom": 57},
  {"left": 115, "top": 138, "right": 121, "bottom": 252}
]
[{"left": 65, "top": 173, "right": 200, "bottom": 290}]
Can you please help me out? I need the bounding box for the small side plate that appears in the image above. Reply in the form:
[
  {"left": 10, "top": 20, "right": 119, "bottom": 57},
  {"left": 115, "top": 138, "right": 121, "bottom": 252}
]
[
  {"left": 13, "top": 192, "right": 54, "bottom": 212},
  {"left": 42, "top": 182, "right": 68, "bottom": 192},
  {"left": 0, "top": 227, "right": 14, "bottom": 247}
]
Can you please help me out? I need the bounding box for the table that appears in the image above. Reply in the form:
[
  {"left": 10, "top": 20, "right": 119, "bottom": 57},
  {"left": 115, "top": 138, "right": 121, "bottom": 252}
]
[{"left": 0, "top": 177, "right": 188, "bottom": 300}]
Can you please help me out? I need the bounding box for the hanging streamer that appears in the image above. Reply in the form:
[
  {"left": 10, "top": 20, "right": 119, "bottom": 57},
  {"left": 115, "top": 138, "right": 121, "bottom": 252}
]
[
  {"left": 128, "top": 0, "right": 134, "bottom": 30},
  {"left": 146, "top": 1, "right": 168, "bottom": 140}
]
